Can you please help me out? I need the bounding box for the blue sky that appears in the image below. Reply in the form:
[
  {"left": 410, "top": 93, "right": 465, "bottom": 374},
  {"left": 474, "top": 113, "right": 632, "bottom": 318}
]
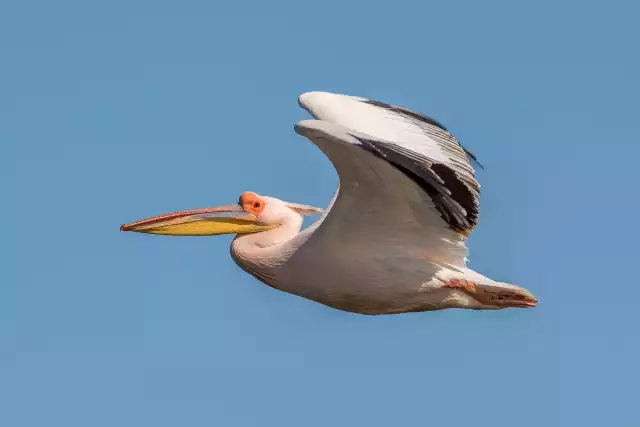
[{"left": 2, "top": 0, "right": 639, "bottom": 426}]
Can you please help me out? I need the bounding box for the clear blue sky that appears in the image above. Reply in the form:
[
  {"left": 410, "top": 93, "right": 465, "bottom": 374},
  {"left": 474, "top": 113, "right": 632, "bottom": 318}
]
[{"left": 2, "top": 0, "right": 638, "bottom": 426}]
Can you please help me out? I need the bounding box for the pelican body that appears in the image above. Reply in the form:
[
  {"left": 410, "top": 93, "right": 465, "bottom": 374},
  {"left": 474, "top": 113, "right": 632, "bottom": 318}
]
[{"left": 121, "top": 92, "right": 537, "bottom": 314}]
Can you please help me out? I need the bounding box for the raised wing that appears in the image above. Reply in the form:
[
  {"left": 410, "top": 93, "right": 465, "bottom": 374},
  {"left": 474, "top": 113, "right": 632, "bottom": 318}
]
[
  {"left": 293, "top": 120, "right": 469, "bottom": 269},
  {"left": 298, "top": 91, "right": 480, "bottom": 235}
]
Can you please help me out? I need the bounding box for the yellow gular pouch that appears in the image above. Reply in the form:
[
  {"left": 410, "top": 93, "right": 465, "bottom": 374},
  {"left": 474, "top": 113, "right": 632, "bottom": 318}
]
[
  {"left": 120, "top": 201, "right": 281, "bottom": 236},
  {"left": 126, "top": 217, "right": 277, "bottom": 236}
]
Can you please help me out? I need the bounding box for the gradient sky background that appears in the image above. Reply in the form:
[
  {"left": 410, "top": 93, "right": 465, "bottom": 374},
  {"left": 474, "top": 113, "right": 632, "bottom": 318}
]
[{"left": 2, "top": 0, "right": 639, "bottom": 426}]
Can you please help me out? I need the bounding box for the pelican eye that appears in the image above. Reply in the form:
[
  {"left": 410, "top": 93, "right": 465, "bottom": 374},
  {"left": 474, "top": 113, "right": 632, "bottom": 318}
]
[{"left": 254, "top": 202, "right": 261, "bottom": 208}]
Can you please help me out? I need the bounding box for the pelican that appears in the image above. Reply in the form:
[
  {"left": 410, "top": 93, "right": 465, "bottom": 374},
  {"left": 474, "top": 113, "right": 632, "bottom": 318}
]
[{"left": 121, "top": 91, "right": 537, "bottom": 314}]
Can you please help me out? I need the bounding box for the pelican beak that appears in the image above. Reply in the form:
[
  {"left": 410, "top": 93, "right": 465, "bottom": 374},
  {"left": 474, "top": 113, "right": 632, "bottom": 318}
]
[{"left": 120, "top": 204, "right": 276, "bottom": 236}]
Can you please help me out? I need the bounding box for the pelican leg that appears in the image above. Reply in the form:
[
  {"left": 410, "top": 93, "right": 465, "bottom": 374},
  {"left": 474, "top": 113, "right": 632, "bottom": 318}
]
[{"left": 444, "top": 278, "right": 538, "bottom": 308}]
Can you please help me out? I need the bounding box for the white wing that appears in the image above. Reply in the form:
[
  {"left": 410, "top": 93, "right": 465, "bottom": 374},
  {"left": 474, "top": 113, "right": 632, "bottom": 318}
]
[
  {"left": 298, "top": 91, "right": 480, "bottom": 235},
  {"left": 293, "top": 119, "right": 469, "bottom": 269}
]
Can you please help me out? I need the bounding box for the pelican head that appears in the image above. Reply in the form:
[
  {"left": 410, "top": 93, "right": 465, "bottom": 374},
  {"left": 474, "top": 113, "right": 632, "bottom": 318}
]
[{"left": 120, "top": 192, "right": 323, "bottom": 236}]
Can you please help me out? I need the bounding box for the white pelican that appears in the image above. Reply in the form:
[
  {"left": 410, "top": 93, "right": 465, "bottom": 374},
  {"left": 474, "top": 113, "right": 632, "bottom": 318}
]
[{"left": 121, "top": 91, "right": 537, "bottom": 314}]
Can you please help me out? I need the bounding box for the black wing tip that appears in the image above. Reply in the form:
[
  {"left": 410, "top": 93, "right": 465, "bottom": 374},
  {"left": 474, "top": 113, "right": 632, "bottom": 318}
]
[
  {"left": 462, "top": 147, "right": 485, "bottom": 170},
  {"left": 354, "top": 134, "right": 480, "bottom": 233}
]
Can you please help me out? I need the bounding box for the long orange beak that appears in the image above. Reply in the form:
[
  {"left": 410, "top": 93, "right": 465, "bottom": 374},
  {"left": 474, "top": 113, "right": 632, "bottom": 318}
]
[{"left": 120, "top": 204, "right": 276, "bottom": 236}]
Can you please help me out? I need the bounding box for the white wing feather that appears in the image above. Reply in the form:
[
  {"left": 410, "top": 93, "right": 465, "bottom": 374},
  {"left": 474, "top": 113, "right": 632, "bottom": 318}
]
[
  {"left": 293, "top": 119, "right": 469, "bottom": 269},
  {"left": 298, "top": 91, "right": 480, "bottom": 234}
]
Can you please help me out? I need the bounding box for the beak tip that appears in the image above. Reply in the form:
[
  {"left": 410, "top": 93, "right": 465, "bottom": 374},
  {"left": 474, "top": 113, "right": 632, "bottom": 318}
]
[{"left": 120, "top": 224, "right": 129, "bottom": 232}]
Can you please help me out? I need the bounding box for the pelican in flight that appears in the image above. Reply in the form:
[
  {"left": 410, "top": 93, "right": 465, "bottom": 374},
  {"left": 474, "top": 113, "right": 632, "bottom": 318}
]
[{"left": 121, "top": 91, "right": 537, "bottom": 314}]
